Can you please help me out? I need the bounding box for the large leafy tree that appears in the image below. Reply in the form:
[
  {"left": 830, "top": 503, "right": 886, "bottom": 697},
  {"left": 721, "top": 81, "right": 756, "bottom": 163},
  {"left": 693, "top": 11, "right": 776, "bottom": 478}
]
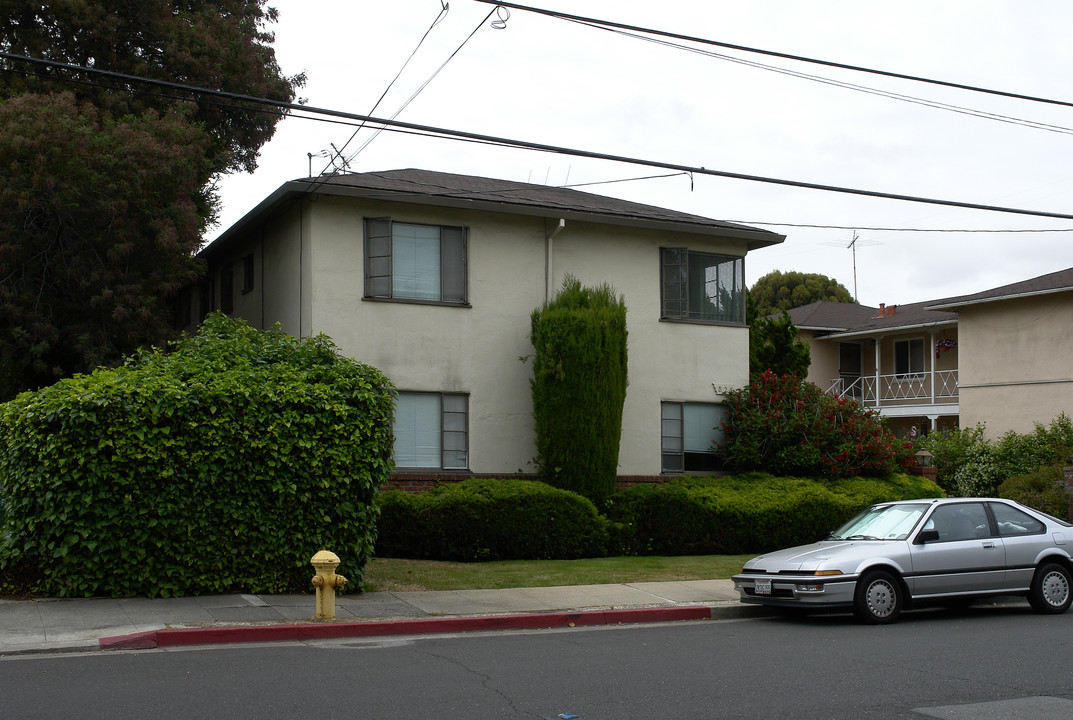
[
  {"left": 748, "top": 270, "right": 854, "bottom": 318},
  {"left": 0, "top": 1, "right": 303, "bottom": 399}
]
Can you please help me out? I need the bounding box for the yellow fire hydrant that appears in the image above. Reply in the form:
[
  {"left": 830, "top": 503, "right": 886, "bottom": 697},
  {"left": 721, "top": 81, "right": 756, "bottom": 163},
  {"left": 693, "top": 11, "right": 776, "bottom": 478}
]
[{"left": 310, "top": 549, "right": 348, "bottom": 620}]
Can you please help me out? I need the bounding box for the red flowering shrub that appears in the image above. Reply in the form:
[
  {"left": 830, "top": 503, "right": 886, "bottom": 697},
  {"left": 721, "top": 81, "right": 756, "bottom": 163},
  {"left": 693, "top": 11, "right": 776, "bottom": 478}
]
[{"left": 721, "top": 371, "right": 913, "bottom": 478}]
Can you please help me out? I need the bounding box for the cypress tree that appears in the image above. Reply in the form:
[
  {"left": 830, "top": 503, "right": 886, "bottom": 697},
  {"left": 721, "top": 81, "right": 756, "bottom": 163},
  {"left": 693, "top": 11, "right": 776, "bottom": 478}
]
[{"left": 530, "top": 276, "right": 628, "bottom": 506}]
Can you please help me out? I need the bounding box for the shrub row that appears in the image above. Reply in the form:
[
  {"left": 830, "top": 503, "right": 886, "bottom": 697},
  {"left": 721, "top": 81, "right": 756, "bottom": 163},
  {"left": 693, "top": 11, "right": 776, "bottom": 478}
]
[
  {"left": 375, "top": 473, "right": 944, "bottom": 561},
  {"left": 376, "top": 478, "right": 612, "bottom": 561},
  {"left": 607, "top": 472, "right": 943, "bottom": 555}
]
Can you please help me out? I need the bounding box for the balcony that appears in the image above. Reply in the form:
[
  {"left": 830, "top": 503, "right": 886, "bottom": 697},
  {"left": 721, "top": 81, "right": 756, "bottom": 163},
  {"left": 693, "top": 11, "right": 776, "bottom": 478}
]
[{"left": 827, "top": 370, "right": 958, "bottom": 406}]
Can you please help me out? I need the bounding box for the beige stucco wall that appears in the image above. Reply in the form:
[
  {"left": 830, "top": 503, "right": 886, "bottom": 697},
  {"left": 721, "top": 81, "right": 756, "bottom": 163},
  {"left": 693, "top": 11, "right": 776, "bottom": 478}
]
[
  {"left": 802, "top": 331, "right": 839, "bottom": 390},
  {"left": 957, "top": 293, "right": 1073, "bottom": 437},
  {"left": 293, "top": 196, "right": 750, "bottom": 476}
]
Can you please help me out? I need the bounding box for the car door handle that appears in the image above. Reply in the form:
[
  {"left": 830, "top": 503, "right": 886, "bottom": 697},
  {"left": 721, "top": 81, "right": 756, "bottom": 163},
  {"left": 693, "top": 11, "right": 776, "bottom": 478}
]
[{"left": 982, "top": 541, "right": 995, "bottom": 549}]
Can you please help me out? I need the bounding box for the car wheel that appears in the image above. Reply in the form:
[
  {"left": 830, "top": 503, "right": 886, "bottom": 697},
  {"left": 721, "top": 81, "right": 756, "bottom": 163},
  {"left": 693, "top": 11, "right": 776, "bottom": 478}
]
[
  {"left": 854, "top": 570, "right": 902, "bottom": 624},
  {"left": 1028, "top": 562, "right": 1072, "bottom": 614}
]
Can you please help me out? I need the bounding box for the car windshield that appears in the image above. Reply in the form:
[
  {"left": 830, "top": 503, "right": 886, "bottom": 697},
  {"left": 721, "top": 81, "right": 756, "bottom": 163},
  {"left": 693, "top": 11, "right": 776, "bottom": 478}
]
[{"left": 828, "top": 503, "right": 929, "bottom": 541}]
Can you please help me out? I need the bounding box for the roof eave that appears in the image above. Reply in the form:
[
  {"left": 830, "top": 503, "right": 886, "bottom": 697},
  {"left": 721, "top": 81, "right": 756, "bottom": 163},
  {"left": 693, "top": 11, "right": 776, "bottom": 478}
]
[
  {"left": 201, "top": 179, "right": 785, "bottom": 257},
  {"left": 928, "top": 285, "right": 1073, "bottom": 310},
  {"left": 816, "top": 318, "right": 959, "bottom": 341}
]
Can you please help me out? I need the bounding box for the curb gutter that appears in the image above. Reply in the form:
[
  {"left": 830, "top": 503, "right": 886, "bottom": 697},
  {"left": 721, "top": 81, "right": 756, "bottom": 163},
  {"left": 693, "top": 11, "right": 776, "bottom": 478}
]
[{"left": 100, "top": 606, "right": 715, "bottom": 651}]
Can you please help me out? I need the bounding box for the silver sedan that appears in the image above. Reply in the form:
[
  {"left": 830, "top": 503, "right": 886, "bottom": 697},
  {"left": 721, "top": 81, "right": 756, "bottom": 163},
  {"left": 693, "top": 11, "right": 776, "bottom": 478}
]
[{"left": 732, "top": 497, "right": 1073, "bottom": 623}]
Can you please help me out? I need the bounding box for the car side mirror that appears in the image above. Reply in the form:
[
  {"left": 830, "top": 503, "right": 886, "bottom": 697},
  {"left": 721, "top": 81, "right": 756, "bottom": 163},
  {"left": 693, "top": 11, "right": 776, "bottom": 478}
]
[{"left": 916, "top": 529, "right": 940, "bottom": 544}]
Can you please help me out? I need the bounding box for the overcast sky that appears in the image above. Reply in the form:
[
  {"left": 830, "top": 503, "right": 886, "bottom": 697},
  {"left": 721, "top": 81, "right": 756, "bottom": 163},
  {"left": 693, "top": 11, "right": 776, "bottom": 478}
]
[{"left": 211, "top": 0, "right": 1073, "bottom": 307}]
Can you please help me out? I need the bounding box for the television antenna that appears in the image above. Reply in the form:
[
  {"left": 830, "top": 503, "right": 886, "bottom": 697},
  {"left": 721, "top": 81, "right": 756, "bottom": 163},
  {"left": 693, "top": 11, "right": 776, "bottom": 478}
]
[{"left": 821, "top": 231, "right": 881, "bottom": 302}]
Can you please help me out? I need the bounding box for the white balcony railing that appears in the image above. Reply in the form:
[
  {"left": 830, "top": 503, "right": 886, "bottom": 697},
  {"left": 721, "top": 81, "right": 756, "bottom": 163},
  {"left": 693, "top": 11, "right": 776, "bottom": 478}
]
[{"left": 827, "top": 370, "right": 958, "bottom": 405}]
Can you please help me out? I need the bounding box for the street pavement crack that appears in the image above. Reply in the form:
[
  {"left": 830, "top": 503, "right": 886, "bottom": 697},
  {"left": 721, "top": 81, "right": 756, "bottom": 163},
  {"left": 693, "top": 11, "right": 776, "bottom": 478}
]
[{"left": 422, "top": 650, "right": 544, "bottom": 718}]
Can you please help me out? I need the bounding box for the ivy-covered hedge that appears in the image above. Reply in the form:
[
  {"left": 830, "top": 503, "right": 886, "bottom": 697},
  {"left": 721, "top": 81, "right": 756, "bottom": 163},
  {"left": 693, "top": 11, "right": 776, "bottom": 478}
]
[
  {"left": 376, "top": 478, "right": 614, "bottom": 561},
  {"left": 607, "top": 472, "right": 943, "bottom": 555},
  {"left": 0, "top": 314, "right": 395, "bottom": 597}
]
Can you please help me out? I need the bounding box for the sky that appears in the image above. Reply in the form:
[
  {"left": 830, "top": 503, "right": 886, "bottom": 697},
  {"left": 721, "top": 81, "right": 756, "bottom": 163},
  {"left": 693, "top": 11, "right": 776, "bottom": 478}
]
[{"left": 211, "top": 0, "right": 1073, "bottom": 308}]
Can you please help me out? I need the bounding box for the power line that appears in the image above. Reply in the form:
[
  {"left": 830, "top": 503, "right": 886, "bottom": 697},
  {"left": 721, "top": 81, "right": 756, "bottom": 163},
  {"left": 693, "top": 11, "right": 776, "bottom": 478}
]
[
  {"left": 475, "top": 0, "right": 1073, "bottom": 110},
  {"left": 725, "top": 221, "right": 1073, "bottom": 233},
  {"left": 598, "top": 25, "right": 1073, "bottom": 136},
  {"left": 4, "top": 50, "right": 1073, "bottom": 221},
  {"left": 316, "top": 1, "right": 452, "bottom": 178}
]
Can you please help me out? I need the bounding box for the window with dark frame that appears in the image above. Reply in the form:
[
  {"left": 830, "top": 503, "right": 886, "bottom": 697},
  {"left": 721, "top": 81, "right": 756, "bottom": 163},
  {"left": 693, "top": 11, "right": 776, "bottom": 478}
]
[
  {"left": 660, "top": 248, "right": 745, "bottom": 323},
  {"left": 364, "top": 218, "right": 467, "bottom": 304},
  {"left": 220, "top": 262, "right": 234, "bottom": 314},
  {"left": 661, "top": 401, "right": 727, "bottom": 472},
  {"left": 894, "top": 337, "right": 925, "bottom": 377},
  {"left": 393, "top": 392, "right": 469, "bottom": 470},
  {"left": 241, "top": 253, "right": 255, "bottom": 294}
]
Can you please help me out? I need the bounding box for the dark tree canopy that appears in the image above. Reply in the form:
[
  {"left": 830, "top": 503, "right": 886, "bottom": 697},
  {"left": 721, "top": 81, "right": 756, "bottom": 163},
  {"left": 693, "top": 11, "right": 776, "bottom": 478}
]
[
  {"left": 749, "top": 310, "right": 811, "bottom": 378},
  {"left": 0, "top": 0, "right": 302, "bottom": 176},
  {"left": 0, "top": 2, "right": 303, "bottom": 399},
  {"left": 748, "top": 270, "right": 855, "bottom": 319}
]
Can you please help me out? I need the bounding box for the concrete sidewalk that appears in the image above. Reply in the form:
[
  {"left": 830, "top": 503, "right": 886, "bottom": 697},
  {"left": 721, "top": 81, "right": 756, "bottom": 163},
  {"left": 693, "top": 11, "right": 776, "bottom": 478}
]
[{"left": 0, "top": 579, "right": 757, "bottom": 655}]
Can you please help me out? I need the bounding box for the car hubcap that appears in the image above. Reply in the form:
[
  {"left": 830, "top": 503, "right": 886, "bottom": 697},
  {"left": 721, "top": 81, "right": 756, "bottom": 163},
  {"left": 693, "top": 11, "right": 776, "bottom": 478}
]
[
  {"left": 866, "top": 580, "right": 896, "bottom": 617},
  {"left": 1042, "top": 571, "right": 1069, "bottom": 607}
]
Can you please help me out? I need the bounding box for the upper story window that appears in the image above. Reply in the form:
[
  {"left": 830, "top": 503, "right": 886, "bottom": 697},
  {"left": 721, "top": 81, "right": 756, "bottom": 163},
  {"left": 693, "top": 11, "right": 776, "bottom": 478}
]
[
  {"left": 660, "top": 248, "right": 744, "bottom": 324},
  {"left": 241, "top": 253, "right": 255, "bottom": 294},
  {"left": 894, "top": 337, "right": 925, "bottom": 377},
  {"left": 220, "top": 262, "right": 234, "bottom": 314},
  {"left": 365, "top": 218, "right": 467, "bottom": 304}
]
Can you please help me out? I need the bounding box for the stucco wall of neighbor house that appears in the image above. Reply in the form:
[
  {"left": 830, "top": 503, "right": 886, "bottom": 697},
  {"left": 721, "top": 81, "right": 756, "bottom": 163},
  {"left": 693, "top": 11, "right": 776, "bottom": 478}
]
[
  {"left": 298, "top": 196, "right": 752, "bottom": 477},
  {"left": 802, "top": 332, "right": 839, "bottom": 391},
  {"left": 957, "top": 293, "right": 1073, "bottom": 437}
]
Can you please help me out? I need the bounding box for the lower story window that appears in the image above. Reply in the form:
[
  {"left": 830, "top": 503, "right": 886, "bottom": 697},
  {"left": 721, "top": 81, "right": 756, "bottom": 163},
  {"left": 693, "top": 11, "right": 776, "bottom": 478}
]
[
  {"left": 394, "top": 392, "right": 468, "bottom": 469},
  {"left": 661, "top": 401, "right": 727, "bottom": 472}
]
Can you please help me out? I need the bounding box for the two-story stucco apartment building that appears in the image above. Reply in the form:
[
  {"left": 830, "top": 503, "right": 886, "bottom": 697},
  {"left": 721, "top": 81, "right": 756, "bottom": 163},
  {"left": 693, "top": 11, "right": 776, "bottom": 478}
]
[
  {"left": 787, "top": 267, "right": 1073, "bottom": 440},
  {"left": 184, "top": 169, "right": 784, "bottom": 480}
]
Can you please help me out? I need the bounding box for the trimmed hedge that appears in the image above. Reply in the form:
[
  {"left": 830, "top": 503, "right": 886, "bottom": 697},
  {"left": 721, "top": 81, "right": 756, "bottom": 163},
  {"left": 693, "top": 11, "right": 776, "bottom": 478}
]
[
  {"left": 607, "top": 472, "right": 944, "bottom": 555},
  {"left": 999, "top": 465, "right": 1071, "bottom": 520},
  {"left": 0, "top": 314, "right": 395, "bottom": 597},
  {"left": 376, "top": 478, "right": 613, "bottom": 561},
  {"left": 376, "top": 474, "right": 943, "bottom": 561}
]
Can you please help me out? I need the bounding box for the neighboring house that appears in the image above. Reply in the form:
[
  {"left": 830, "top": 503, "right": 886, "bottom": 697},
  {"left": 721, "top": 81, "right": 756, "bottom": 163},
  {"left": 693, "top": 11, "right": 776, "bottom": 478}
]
[
  {"left": 787, "top": 267, "right": 1073, "bottom": 439},
  {"left": 183, "top": 169, "right": 784, "bottom": 479},
  {"left": 927, "top": 267, "right": 1073, "bottom": 437},
  {"left": 788, "top": 300, "right": 959, "bottom": 439}
]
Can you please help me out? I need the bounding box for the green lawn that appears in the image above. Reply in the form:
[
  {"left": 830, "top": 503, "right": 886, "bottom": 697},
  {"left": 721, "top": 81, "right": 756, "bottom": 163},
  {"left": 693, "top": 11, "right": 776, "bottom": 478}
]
[{"left": 363, "top": 554, "right": 754, "bottom": 592}]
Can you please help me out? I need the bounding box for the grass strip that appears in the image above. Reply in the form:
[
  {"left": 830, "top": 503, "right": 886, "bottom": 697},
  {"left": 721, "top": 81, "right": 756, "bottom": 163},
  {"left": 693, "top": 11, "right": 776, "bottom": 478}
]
[{"left": 363, "top": 554, "right": 754, "bottom": 592}]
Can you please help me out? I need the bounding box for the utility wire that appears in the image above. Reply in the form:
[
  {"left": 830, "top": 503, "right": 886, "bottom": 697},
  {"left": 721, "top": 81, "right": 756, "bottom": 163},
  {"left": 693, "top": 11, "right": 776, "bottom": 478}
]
[
  {"left": 599, "top": 24, "right": 1073, "bottom": 136},
  {"left": 4, "top": 50, "right": 1073, "bottom": 221},
  {"left": 316, "top": 1, "right": 451, "bottom": 179},
  {"left": 340, "top": 4, "right": 505, "bottom": 167},
  {"left": 474, "top": 0, "right": 1073, "bottom": 109}
]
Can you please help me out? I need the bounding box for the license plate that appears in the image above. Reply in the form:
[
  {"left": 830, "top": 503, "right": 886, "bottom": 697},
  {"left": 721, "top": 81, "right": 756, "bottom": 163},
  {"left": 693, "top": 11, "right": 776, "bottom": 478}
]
[{"left": 754, "top": 578, "right": 772, "bottom": 595}]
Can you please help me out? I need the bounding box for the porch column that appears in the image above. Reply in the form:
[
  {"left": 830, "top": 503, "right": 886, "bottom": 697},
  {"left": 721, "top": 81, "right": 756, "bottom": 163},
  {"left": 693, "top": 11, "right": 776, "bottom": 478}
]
[
  {"left": 929, "top": 330, "right": 936, "bottom": 404},
  {"left": 874, "top": 337, "right": 882, "bottom": 408},
  {"left": 926, "top": 414, "right": 939, "bottom": 432}
]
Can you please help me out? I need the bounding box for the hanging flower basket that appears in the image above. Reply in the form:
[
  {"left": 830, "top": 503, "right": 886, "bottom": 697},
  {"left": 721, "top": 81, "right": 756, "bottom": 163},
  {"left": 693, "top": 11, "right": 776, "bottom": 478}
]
[{"left": 935, "top": 338, "right": 957, "bottom": 358}]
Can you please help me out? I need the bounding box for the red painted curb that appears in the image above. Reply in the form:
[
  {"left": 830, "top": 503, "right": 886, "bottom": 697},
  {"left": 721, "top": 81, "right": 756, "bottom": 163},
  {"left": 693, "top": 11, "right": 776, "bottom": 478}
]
[{"left": 99, "top": 606, "right": 712, "bottom": 651}]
